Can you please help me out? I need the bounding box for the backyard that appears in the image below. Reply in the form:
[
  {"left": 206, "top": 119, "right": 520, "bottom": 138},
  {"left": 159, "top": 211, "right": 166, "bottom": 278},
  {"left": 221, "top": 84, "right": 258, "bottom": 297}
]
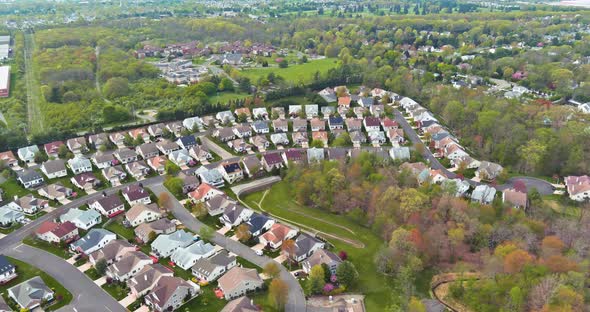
[{"left": 0, "top": 257, "right": 73, "bottom": 311}]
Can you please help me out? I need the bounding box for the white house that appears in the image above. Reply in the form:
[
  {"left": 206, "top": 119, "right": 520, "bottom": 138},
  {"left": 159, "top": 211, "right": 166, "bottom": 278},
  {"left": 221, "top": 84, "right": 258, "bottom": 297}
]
[
  {"left": 41, "top": 159, "right": 68, "bottom": 179},
  {"left": 125, "top": 203, "right": 161, "bottom": 227},
  {"left": 171, "top": 241, "right": 215, "bottom": 270},
  {"left": 151, "top": 230, "right": 195, "bottom": 258},
  {"left": 67, "top": 156, "right": 93, "bottom": 174},
  {"left": 60, "top": 208, "right": 101, "bottom": 230}
]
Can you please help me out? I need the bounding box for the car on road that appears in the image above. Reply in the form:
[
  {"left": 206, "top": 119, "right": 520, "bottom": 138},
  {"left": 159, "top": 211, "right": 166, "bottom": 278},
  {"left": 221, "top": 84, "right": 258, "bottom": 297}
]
[{"left": 255, "top": 249, "right": 264, "bottom": 256}]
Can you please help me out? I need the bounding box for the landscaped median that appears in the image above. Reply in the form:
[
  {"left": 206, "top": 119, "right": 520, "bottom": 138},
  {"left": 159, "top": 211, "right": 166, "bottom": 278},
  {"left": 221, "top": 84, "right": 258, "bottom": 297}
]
[{"left": 0, "top": 257, "right": 72, "bottom": 311}]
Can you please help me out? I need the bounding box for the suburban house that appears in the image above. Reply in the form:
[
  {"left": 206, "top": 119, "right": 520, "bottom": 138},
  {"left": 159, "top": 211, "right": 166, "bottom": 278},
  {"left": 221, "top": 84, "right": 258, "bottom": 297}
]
[
  {"left": 66, "top": 137, "right": 88, "bottom": 155},
  {"left": 135, "top": 218, "right": 176, "bottom": 244},
  {"left": 92, "top": 152, "right": 115, "bottom": 169},
  {"left": 156, "top": 140, "right": 181, "bottom": 155},
  {"left": 220, "top": 205, "right": 253, "bottom": 228},
  {"left": 371, "top": 104, "right": 385, "bottom": 117},
  {"left": 38, "top": 183, "right": 72, "bottom": 201},
  {"left": 188, "top": 183, "right": 224, "bottom": 203},
  {"left": 188, "top": 145, "right": 212, "bottom": 162},
  {"left": 271, "top": 107, "right": 285, "bottom": 119},
  {"left": 218, "top": 267, "right": 263, "bottom": 300},
  {"left": 259, "top": 223, "right": 298, "bottom": 249},
  {"left": 272, "top": 119, "right": 288, "bottom": 132},
  {"left": 291, "top": 132, "right": 308, "bottom": 146},
  {"left": 8, "top": 276, "right": 54, "bottom": 310},
  {"left": 174, "top": 172, "right": 198, "bottom": 194},
  {"left": 148, "top": 123, "right": 166, "bottom": 138},
  {"left": 476, "top": 161, "right": 504, "bottom": 181},
  {"left": 122, "top": 184, "right": 152, "bottom": 206},
  {"left": 228, "top": 138, "right": 251, "bottom": 153},
  {"left": 338, "top": 96, "right": 351, "bottom": 108},
  {"left": 444, "top": 144, "right": 469, "bottom": 160},
  {"left": 41, "top": 159, "right": 68, "bottom": 179},
  {"left": 328, "top": 116, "right": 344, "bottom": 130},
  {"left": 564, "top": 175, "right": 590, "bottom": 201},
  {"left": 327, "top": 148, "right": 348, "bottom": 162},
  {"left": 233, "top": 125, "right": 252, "bottom": 139},
  {"left": 137, "top": 143, "right": 160, "bottom": 159},
  {"left": 127, "top": 264, "right": 173, "bottom": 298},
  {"left": 17, "top": 169, "right": 44, "bottom": 189},
  {"left": 390, "top": 147, "right": 411, "bottom": 161},
  {"left": 89, "top": 193, "right": 125, "bottom": 218},
  {"left": 145, "top": 276, "right": 199, "bottom": 312},
  {"left": 213, "top": 127, "right": 236, "bottom": 142},
  {"left": 0, "top": 206, "right": 24, "bottom": 227},
  {"left": 206, "top": 195, "right": 237, "bottom": 216},
  {"left": 151, "top": 230, "right": 195, "bottom": 258},
  {"left": 381, "top": 117, "right": 398, "bottom": 131},
  {"left": 7, "top": 195, "right": 48, "bottom": 215},
  {"left": 148, "top": 155, "right": 168, "bottom": 174},
  {"left": 234, "top": 107, "right": 251, "bottom": 119},
  {"left": 89, "top": 239, "right": 136, "bottom": 265},
  {"left": 289, "top": 105, "right": 302, "bottom": 117},
  {"left": 125, "top": 203, "right": 161, "bottom": 227},
  {"left": 67, "top": 156, "right": 93, "bottom": 174},
  {"left": 292, "top": 118, "right": 308, "bottom": 132},
  {"left": 451, "top": 155, "right": 481, "bottom": 169},
  {"left": 503, "top": 189, "right": 528, "bottom": 209},
  {"left": 43, "top": 141, "right": 65, "bottom": 158},
  {"left": 471, "top": 185, "right": 497, "bottom": 204},
  {"left": 17, "top": 145, "right": 39, "bottom": 164},
  {"left": 176, "top": 135, "right": 198, "bottom": 150},
  {"left": 270, "top": 133, "right": 289, "bottom": 146},
  {"left": 191, "top": 250, "right": 237, "bottom": 282},
  {"left": 363, "top": 117, "right": 381, "bottom": 132},
  {"left": 0, "top": 151, "right": 18, "bottom": 168},
  {"left": 318, "top": 87, "right": 337, "bottom": 103},
  {"left": 282, "top": 149, "right": 305, "bottom": 166},
  {"left": 126, "top": 160, "right": 151, "bottom": 180},
  {"left": 169, "top": 149, "right": 194, "bottom": 168},
  {"left": 129, "top": 128, "right": 151, "bottom": 143},
  {"left": 252, "top": 107, "right": 268, "bottom": 120},
  {"left": 35, "top": 221, "right": 78, "bottom": 244},
  {"left": 0, "top": 256, "right": 17, "bottom": 284},
  {"left": 368, "top": 131, "right": 387, "bottom": 145},
  {"left": 261, "top": 153, "right": 283, "bottom": 172},
  {"left": 321, "top": 106, "right": 336, "bottom": 119},
  {"left": 102, "top": 165, "right": 127, "bottom": 185},
  {"left": 106, "top": 251, "right": 153, "bottom": 282},
  {"left": 216, "top": 110, "right": 236, "bottom": 124},
  {"left": 241, "top": 156, "right": 262, "bottom": 178},
  {"left": 60, "top": 208, "right": 101, "bottom": 230},
  {"left": 345, "top": 118, "right": 362, "bottom": 132},
  {"left": 109, "top": 132, "right": 127, "bottom": 148},
  {"left": 251, "top": 121, "right": 269, "bottom": 134},
  {"left": 114, "top": 148, "right": 139, "bottom": 164},
  {"left": 305, "top": 105, "right": 319, "bottom": 119},
  {"left": 70, "top": 228, "right": 116, "bottom": 255},
  {"left": 302, "top": 249, "right": 342, "bottom": 275},
  {"left": 183, "top": 116, "right": 203, "bottom": 132},
  {"left": 88, "top": 133, "right": 109, "bottom": 149},
  {"left": 290, "top": 233, "right": 325, "bottom": 262},
  {"left": 246, "top": 213, "right": 275, "bottom": 237},
  {"left": 358, "top": 96, "right": 374, "bottom": 108},
  {"left": 219, "top": 161, "right": 243, "bottom": 184},
  {"left": 249, "top": 135, "right": 270, "bottom": 151},
  {"left": 71, "top": 172, "right": 101, "bottom": 191},
  {"left": 312, "top": 131, "right": 329, "bottom": 146},
  {"left": 307, "top": 147, "right": 325, "bottom": 163},
  {"left": 171, "top": 241, "right": 216, "bottom": 270},
  {"left": 441, "top": 179, "right": 471, "bottom": 197},
  {"left": 353, "top": 107, "right": 367, "bottom": 118},
  {"left": 165, "top": 121, "right": 184, "bottom": 137},
  {"left": 387, "top": 129, "right": 405, "bottom": 145}
]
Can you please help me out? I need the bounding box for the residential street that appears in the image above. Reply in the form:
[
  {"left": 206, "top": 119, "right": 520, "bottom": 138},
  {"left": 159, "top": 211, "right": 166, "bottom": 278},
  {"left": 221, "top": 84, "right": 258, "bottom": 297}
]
[
  {"left": 149, "top": 184, "right": 307, "bottom": 312},
  {"left": 6, "top": 244, "right": 125, "bottom": 312}
]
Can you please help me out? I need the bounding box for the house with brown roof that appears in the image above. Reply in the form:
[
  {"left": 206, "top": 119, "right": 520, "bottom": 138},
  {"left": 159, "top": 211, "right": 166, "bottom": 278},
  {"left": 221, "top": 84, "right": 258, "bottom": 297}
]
[
  {"left": 89, "top": 133, "right": 109, "bottom": 149},
  {"left": 234, "top": 107, "right": 251, "bottom": 119},
  {"left": 206, "top": 195, "right": 237, "bottom": 216},
  {"left": 502, "top": 189, "right": 528, "bottom": 209},
  {"left": 191, "top": 250, "right": 237, "bottom": 283},
  {"left": 125, "top": 203, "right": 161, "bottom": 227},
  {"left": 188, "top": 183, "right": 223, "bottom": 203},
  {"left": 38, "top": 183, "right": 72, "bottom": 201},
  {"left": 107, "top": 251, "right": 154, "bottom": 282},
  {"left": 122, "top": 185, "right": 151, "bottom": 206},
  {"left": 127, "top": 264, "right": 173, "bottom": 297},
  {"left": 148, "top": 123, "right": 166, "bottom": 138},
  {"left": 381, "top": 117, "right": 398, "bottom": 130},
  {"left": 136, "top": 142, "right": 160, "bottom": 159},
  {"left": 240, "top": 156, "right": 262, "bottom": 178},
  {"left": 41, "top": 159, "right": 68, "bottom": 179},
  {"left": 125, "top": 160, "right": 151, "bottom": 180},
  {"left": 66, "top": 137, "right": 88, "bottom": 155},
  {"left": 156, "top": 140, "right": 181, "bottom": 155},
  {"left": 214, "top": 127, "right": 237, "bottom": 143},
  {"left": 114, "top": 148, "right": 139, "bottom": 164},
  {"left": 291, "top": 132, "right": 308, "bottom": 147},
  {"left": 564, "top": 176, "right": 590, "bottom": 202},
  {"left": 35, "top": 221, "right": 78, "bottom": 244},
  {"left": 135, "top": 218, "right": 176, "bottom": 244},
  {"left": 7, "top": 195, "right": 48, "bottom": 215},
  {"left": 249, "top": 135, "right": 269, "bottom": 151},
  {"left": 221, "top": 296, "right": 260, "bottom": 312},
  {"left": 89, "top": 239, "right": 136, "bottom": 265},
  {"left": 129, "top": 128, "right": 151, "bottom": 143},
  {"left": 102, "top": 165, "right": 127, "bottom": 186},
  {"left": 44, "top": 141, "right": 65, "bottom": 158},
  {"left": 272, "top": 119, "right": 288, "bottom": 132},
  {"left": 345, "top": 118, "right": 362, "bottom": 132},
  {"left": 178, "top": 172, "right": 199, "bottom": 194},
  {"left": 310, "top": 118, "right": 326, "bottom": 131},
  {"left": 109, "top": 132, "right": 127, "bottom": 148},
  {"left": 0, "top": 151, "right": 18, "bottom": 168},
  {"left": 302, "top": 249, "right": 342, "bottom": 275},
  {"left": 188, "top": 145, "right": 212, "bottom": 162},
  {"left": 218, "top": 267, "right": 263, "bottom": 300},
  {"left": 291, "top": 118, "right": 308, "bottom": 132},
  {"left": 311, "top": 131, "right": 329, "bottom": 146},
  {"left": 258, "top": 223, "right": 298, "bottom": 249},
  {"left": 145, "top": 276, "right": 199, "bottom": 312},
  {"left": 89, "top": 193, "right": 125, "bottom": 218},
  {"left": 228, "top": 138, "right": 251, "bottom": 153}
]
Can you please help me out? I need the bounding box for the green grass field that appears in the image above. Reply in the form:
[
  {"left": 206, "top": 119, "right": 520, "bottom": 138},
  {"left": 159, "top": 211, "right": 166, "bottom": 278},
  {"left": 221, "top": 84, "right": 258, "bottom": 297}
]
[
  {"left": 208, "top": 92, "right": 250, "bottom": 106},
  {"left": 0, "top": 257, "right": 72, "bottom": 311},
  {"left": 22, "top": 236, "right": 72, "bottom": 259},
  {"left": 238, "top": 58, "right": 338, "bottom": 85},
  {"left": 104, "top": 217, "right": 135, "bottom": 240},
  {"left": 241, "top": 181, "right": 398, "bottom": 311}
]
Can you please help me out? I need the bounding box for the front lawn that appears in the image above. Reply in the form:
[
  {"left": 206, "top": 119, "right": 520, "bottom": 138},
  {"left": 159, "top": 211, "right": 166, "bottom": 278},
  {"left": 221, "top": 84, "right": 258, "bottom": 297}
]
[
  {"left": 85, "top": 267, "right": 102, "bottom": 280},
  {"left": 178, "top": 283, "right": 227, "bottom": 312},
  {"left": 242, "top": 181, "right": 395, "bottom": 312},
  {"left": 0, "top": 257, "right": 73, "bottom": 311},
  {"left": 102, "top": 281, "right": 129, "bottom": 300},
  {"left": 22, "top": 236, "right": 72, "bottom": 259}
]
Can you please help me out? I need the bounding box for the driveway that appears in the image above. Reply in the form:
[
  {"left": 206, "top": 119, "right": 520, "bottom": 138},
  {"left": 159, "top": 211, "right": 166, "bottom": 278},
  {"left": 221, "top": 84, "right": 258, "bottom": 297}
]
[
  {"left": 148, "top": 184, "right": 307, "bottom": 312},
  {"left": 118, "top": 293, "right": 137, "bottom": 308},
  {"left": 6, "top": 244, "right": 125, "bottom": 312}
]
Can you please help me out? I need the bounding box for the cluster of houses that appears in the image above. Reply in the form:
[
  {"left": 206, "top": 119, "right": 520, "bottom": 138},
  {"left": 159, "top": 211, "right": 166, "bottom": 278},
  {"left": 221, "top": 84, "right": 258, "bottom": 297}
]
[
  {"left": 564, "top": 175, "right": 590, "bottom": 202},
  {"left": 0, "top": 255, "right": 55, "bottom": 311},
  {"left": 151, "top": 59, "right": 209, "bottom": 85},
  {"left": 134, "top": 40, "right": 277, "bottom": 61}
]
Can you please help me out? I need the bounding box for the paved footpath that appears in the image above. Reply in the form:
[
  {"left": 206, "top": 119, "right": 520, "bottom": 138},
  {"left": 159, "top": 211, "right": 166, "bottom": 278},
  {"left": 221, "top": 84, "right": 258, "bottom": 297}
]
[{"left": 150, "top": 184, "right": 307, "bottom": 312}]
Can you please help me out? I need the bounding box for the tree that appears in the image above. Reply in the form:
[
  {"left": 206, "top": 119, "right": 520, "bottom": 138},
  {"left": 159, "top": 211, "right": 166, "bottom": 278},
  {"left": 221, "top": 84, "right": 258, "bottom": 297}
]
[
  {"left": 218, "top": 78, "right": 234, "bottom": 92},
  {"left": 95, "top": 259, "right": 107, "bottom": 276},
  {"left": 278, "top": 59, "right": 288, "bottom": 68},
  {"left": 263, "top": 262, "right": 281, "bottom": 279},
  {"left": 164, "top": 177, "right": 184, "bottom": 198},
  {"left": 235, "top": 224, "right": 251, "bottom": 242},
  {"left": 399, "top": 188, "right": 429, "bottom": 220},
  {"left": 191, "top": 202, "right": 208, "bottom": 218},
  {"left": 503, "top": 249, "right": 534, "bottom": 273},
  {"left": 158, "top": 192, "right": 171, "bottom": 211},
  {"left": 541, "top": 235, "right": 565, "bottom": 256},
  {"left": 57, "top": 144, "right": 69, "bottom": 159},
  {"left": 34, "top": 151, "right": 48, "bottom": 163},
  {"left": 310, "top": 139, "right": 324, "bottom": 148},
  {"left": 238, "top": 77, "right": 251, "bottom": 93},
  {"left": 332, "top": 132, "right": 351, "bottom": 147},
  {"left": 268, "top": 279, "right": 289, "bottom": 310},
  {"left": 165, "top": 160, "right": 181, "bottom": 175},
  {"left": 306, "top": 265, "right": 326, "bottom": 295},
  {"left": 281, "top": 239, "right": 296, "bottom": 269},
  {"left": 199, "top": 225, "right": 214, "bottom": 242},
  {"left": 336, "top": 260, "right": 359, "bottom": 288},
  {"left": 103, "top": 77, "right": 130, "bottom": 99},
  {"left": 408, "top": 297, "right": 426, "bottom": 312}
]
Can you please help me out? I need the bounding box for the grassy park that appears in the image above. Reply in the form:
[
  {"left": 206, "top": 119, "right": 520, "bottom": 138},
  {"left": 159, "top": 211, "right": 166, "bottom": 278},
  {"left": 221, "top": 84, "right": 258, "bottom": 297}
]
[{"left": 238, "top": 58, "right": 338, "bottom": 85}]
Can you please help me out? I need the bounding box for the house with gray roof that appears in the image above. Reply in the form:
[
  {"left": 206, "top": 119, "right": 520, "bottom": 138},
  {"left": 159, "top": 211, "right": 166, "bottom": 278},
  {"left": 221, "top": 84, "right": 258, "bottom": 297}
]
[
  {"left": 17, "top": 145, "right": 39, "bottom": 164},
  {"left": 171, "top": 240, "right": 216, "bottom": 270},
  {"left": 17, "top": 169, "right": 44, "bottom": 189},
  {"left": 302, "top": 249, "right": 342, "bottom": 274},
  {"left": 191, "top": 250, "right": 237, "bottom": 282},
  {"left": 270, "top": 133, "right": 289, "bottom": 146},
  {"left": 67, "top": 156, "right": 92, "bottom": 174},
  {"left": 60, "top": 208, "right": 101, "bottom": 230},
  {"left": 442, "top": 179, "right": 471, "bottom": 197},
  {"left": 145, "top": 276, "right": 199, "bottom": 312},
  {"left": 220, "top": 204, "right": 252, "bottom": 228},
  {"left": 106, "top": 251, "right": 153, "bottom": 282},
  {"left": 251, "top": 121, "right": 269, "bottom": 134},
  {"left": 70, "top": 228, "right": 116, "bottom": 255},
  {"left": 305, "top": 104, "right": 319, "bottom": 119},
  {"left": 114, "top": 148, "right": 139, "bottom": 164},
  {"left": 0, "top": 205, "right": 25, "bottom": 227},
  {"left": 291, "top": 233, "right": 325, "bottom": 262},
  {"left": 92, "top": 152, "right": 115, "bottom": 169},
  {"left": 246, "top": 213, "right": 275, "bottom": 237},
  {"left": 151, "top": 230, "right": 195, "bottom": 258},
  {"left": 8, "top": 276, "right": 54, "bottom": 310},
  {"left": 127, "top": 264, "right": 173, "bottom": 298},
  {"left": 476, "top": 161, "right": 504, "bottom": 181},
  {"left": 102, "top": 165, "right": 127, "bottom": 186},
  {"left": 135, "top": 218, "right": 176, "bottom": 244},
  {"left": 216, "top": 110, "right": 236, "bottom": 124},
  {"left": 196, "top": 166, "right": 224, "bottom": 187},
  {"left": 136, "top": 142, "right": 159, "bottom": 159},
  {"left": 183, "top": 116, "right": 203, "bottom": 131},
  {"left": 471, "top": 185, "right": 497, "bottom": 204},
  {"left": 307, "top": 148, "right": 325, "bottom": 163},
  {"left": 41, "top": 159, "right": 67, "bottom": 179}
]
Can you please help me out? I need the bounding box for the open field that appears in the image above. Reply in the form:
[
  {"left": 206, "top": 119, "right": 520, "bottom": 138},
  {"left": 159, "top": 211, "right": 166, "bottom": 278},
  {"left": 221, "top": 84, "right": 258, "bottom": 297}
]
[
  {"left": 242, "top": 181, "right": 409, "bottom": 311},
  {"left": 238, "top": 58, "right": 338, "bottom": 85},
  {"left": 0, "top": 257, "right": 72, "bottom": 311}
]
